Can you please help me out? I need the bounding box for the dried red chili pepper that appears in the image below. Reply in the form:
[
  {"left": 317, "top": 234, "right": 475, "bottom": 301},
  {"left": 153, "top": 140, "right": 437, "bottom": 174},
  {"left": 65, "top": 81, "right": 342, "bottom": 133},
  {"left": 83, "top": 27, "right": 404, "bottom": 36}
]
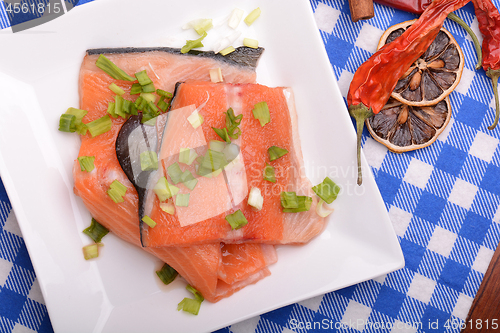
[
  {"left": 472, "top": 0, "right": 500, "bottom": 129},
  {"left": 374, "top": 0, "right": 432, "bottom": 13},
  {"left": 347, "top": 0, "right": 470, "bottom": 185}
]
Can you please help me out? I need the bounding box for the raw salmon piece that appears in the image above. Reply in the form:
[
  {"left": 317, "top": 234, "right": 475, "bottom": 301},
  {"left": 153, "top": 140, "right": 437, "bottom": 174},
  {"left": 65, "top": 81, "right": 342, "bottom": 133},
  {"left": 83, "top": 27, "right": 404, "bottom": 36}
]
[
  {"left": 73, "top": 48, "right": 275, "bottom": 302},
  {"left": 142, "top": 81, "right": 326, "bottom": 247}
]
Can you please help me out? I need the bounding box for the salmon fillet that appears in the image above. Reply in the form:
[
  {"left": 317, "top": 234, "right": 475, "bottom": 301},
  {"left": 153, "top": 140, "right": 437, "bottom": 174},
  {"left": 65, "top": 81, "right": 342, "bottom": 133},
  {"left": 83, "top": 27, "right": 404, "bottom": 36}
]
[
  {"left": 142, "top": 80, "right": 326, "bottom": 247},
  {"left": 73, "top": 48, "right": 276, "bottom": 302}
]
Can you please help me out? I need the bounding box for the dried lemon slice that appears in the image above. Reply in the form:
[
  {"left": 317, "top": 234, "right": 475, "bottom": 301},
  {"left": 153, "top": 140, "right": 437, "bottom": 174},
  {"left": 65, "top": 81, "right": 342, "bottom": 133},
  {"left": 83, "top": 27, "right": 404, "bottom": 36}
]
[
  {"left": 378, "top": 20, "right": 464, "bottom": 107},
  {"left": 366, "top": 98, "right": 451, "bottom": 153}
]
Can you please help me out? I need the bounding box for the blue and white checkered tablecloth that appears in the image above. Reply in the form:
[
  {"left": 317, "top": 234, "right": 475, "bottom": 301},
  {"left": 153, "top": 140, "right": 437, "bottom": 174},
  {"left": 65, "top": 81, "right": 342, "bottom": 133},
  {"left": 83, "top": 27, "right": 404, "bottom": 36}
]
[{"left": 1, "top": 0, "right": 500, "bottom": 332}]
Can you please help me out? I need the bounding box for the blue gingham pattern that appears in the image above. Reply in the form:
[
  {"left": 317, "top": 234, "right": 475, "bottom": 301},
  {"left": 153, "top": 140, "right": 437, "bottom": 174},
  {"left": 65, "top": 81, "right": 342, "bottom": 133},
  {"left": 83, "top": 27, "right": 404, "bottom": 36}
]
[{"left": 1, "top": 0, "right": 500, "bottom": 332}]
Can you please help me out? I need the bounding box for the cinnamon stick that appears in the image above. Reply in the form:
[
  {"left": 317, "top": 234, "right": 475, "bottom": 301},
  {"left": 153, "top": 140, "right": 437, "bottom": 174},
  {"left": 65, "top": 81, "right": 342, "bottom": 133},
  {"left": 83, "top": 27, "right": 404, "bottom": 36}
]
[{"left": 348, "top": 0, "right": 375, "bottom": 22}]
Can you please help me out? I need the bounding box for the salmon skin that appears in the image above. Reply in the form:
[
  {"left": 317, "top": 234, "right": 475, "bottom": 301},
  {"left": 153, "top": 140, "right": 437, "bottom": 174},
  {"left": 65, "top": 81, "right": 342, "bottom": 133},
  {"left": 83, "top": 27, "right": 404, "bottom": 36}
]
[
  {"left": 141, "top": 80, "right": 327, "bottom": 247},
  {"left": 73, "top": 46, "right": 278, "bottom": 302}
]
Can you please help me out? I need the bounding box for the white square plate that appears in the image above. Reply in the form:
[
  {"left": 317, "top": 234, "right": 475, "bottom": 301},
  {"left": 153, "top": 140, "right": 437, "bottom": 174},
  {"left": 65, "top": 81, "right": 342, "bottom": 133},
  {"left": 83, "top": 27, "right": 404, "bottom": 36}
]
[{"left": 0, "top": 0, "right": 404, "bottom": 332}]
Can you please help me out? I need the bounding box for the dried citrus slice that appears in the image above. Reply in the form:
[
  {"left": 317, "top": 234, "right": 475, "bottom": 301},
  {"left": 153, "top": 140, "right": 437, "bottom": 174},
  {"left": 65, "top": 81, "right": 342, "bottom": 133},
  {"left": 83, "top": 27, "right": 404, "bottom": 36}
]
[
  {"left": 378, "top": 20, "right": 464, "bottom": 107},
  {"left": 366, "top": 97, "right": 451, "bottom": 153}
]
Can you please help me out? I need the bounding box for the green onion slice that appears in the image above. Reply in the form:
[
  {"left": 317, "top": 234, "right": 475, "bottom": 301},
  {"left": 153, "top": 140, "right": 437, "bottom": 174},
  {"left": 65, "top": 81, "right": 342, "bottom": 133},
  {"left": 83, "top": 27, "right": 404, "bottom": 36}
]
[
  {"left": 316, "top": 199, "right": 334, "bottom": 218},
  {"left": 225, "top": 209, "right": 248, "bottom": 230},
  {"left": 58, "top": 114, "right": 76, "bottom": 133},
  {"left": 283, "top": 196, "right": 312, "bottom": 213},
  {"left": 82, "top": 244, "right": 100, "bottom": 260},
  {"left": 225, "top": 108, "right": 243, "bottom": 139},
  {"left": 181, "top": 31, "right": 207, "bottom": 54},
  {"left": 200, "top": 149, "right": 227, "bottom": 173},
  {"left": 243, "top": 38, "right": 259, "bottom": 49},
  {"left": 268, "top": 146, "right": 288, "bottom": 161},
  {"left": 167, "top": 162, "right": 183, "bottom": 184},
  {"left": 186, "top": 285, "right": 204, "bottom": 302},
  {"left": 244, "top": 7, "right": 261, "bottom": 26},
  {"left": 108, "top": 83, "right": 125, "bottom": 95},
  {"left": 59, "top": 107, "right": 88, "bottom": 134},
  {"left": 130, "top": 83, "right": 142, "bottom": 95},
  {"left": 212, "top": 127, "right": 231, "bottom": 143},
  {"left": 193, "top": 18, "right": 213, "bottom": 35},
  {"left": 181, "top": 170, "right": 198, "bottom": 190},
  {"left": 140, "top": 92, "right": 157, "bottom": 104},
  {"left": 156, "top": 263, "right": 178, "bottom": 285},
  {"left": 141, "top": 82, "right": 156, "bottom": 93},
  {"left": 187, "top": 110, "right": 204, "bottom": 129},
  {"left": 154, "top": 176, "right": 174, "bottom": 201},
  {"left": 209, "top": 140, "right": 226, "bottom": 152},
  {"left": 252, "top": 101, "right": 270, "bottom": 127},
  {"left": 220, "top": 46, "right": 235, "bottom": 56},
  {"left": 179, "top": 148, "right": 199, "bottom": 165},
  {"left": 142, "top": 215, "right": 157, "bottom": 228},
  {"left": 263, "top": 163, "right": 276, "bottom": 183},
  {"left": 156, "top": 89, "right": 173, "bottom": 98},
  {"left": 83, "top": 218, "right": 109, "bottom": 243},
  {"left": 78, "top": 156, "right": 95, "bottom": 172},
  {"left": 177, "top": 297, "right": 202, "bottom": 315},
  {"left": 95, "top": 54, "right": 135, "bottom": 81},
  {"left": 107, "top": 180, "right": 127, "bottom": 203},
  {"left": 280, "top": 191, "right": 298, "bottom": 209},
  {"left": 312, "top": 177, "right": 340, "bottom": 204},
  {"left": 114, "top": 95, "right": 127, "bottom": 118},
  {"left": 135, "top": 70, "right": 153, "bottom": 86},
  {"left": 107, "top": 102, "right": 117, "bottom": 118},
  {"left": 248, "top": 187, "right": 263, "bottom": 210},
  {"left": 160, "top": 201, "right": 176, "bottom": 215},
  {"left": 87, "top": 115, "right": 112, "bottom": 137},
  {"left": 140, "top": 151, "right": 158, "bottom": 171},
  {"left": 158, "top": 100, "right": 170, "bottom": 112},
  {"left": 175, "top": 193, "right": 190, "bottom": 207}
]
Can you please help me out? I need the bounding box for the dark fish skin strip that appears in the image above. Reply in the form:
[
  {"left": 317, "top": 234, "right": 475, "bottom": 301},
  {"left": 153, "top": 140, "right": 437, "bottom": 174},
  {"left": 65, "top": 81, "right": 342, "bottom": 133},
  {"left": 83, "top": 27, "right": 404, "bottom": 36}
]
[{"left": 86, "top": 46, "right": 265, "bottom": 70}]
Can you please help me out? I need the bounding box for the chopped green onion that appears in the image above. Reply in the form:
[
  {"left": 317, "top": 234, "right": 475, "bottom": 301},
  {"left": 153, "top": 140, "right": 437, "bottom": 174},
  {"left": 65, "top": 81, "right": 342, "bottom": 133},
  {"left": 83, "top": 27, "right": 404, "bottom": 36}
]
[
  {"left": 181, "top": 170, "right": 198, "bottom": 190},
  {"left": 225, "top": 209, "right": 248, "bottom": 230},
  {"left": 220, "top": 46, "right": 235, "bottom": 56},
  {"left": 177, "top": 297, "right": 201, "bottom": 315},
  {"left": 156, "top": 89, "right": 173, "bottom": 99},
  {"left": 194, "top": 19, "right": 213, "bottom": 35},
  {"left": 95, "top": 54, "right": 135, "bottom": 81},
  {"left": 142, "top": 82, "right": 156, "bottom": 93},
  {"left": 140, "top": 151, "right": 158, "bottom": 171},
  {"left": 280, "top": 191, "right": 298, "bottom": 209},
  {"left": 158, "top": 100, "right": 170, "bottom": 112},
  {"left": 114, "top": 95, "right": 127, "bottom": 118},
  {"left": 282, "top": 195, "right": 312, "bottom": 213},
  {"left": 130, "top": 83, "right": 142, "bottom": 95},
  {"left": 187, "top": 110, "right": 204, "bottom": 129},
  {"left": 156, "top": 263, "right": 178, "bottom": 285},
  {"left": 243, "top": 38, "right": 259, "bottom": 49},
  {"left": 123, "top": 99, "right": 133, "bottom": 114},
  {"left": 160, "top": 201, "right": 176, "bottom": 215},
  {"left": 181, "top": 31, "right": 207, "bottom": 54},
  {"left": 225, "top": 108, "right": 242, "bottom": 139},
  {"left": 107, "top": 180, "right": 127, "bottom": 203},
  {"left": 209, "top": 68, "right": 223, "bottom": 83},
  {"left": 107, "top": 102, "right": 117, "bottom": 118},
  {"left": 176, "top": 193, "right": 190, "bottom": 207},
  {"left": 167, "top": 162, "right": 183, "bottom": 184},
  {"left": 134, "top": 96, "right": 144, "bottom": 108},
  {"left": 108, "top": 83, "right": 125, "bottom": 95},
  {"left": 209, "top": 140, "right": 226, "bottom": 152},
  {"left": 244, "top": 7, "right": 261, "bottom": 26},
  {"left": 87, "top": 115, "right": 112, "bottom": 137},
  {"left": 200, "top": 149, "right": 227, "bottom": 173},
  {"left": 83, "top": 218, "right": 109, "bottom": 243},
  {"left": 58, "top": 114, "right": 75, "bottom": 132},
  {"left": 130, "top": 104, "right": 138, "bottom": 116},
  {"left": 82, "top": 244, "right": 100, "bottom": 260},
  {"left": 316, "top": 199, "right": 334, "bottom": 218},
  {"left": 135, "top": 70, "right": 153, "bottom": 86},
  {"left": 212, "top": 127, "right": 231, "bottom": 143},
  {"left": 148, "top": 101, "right": 159, "bottom": 114},
  {"left": 312, "top": 177, "right": 340, "bottom": 204},
  {"left": 228, "top": 8, "right": 244, "bottom": 29},
  {"left": 268, "top": 146, "right": 288, "bottom": 161},
  {"left": 58, "top": 107, "right": 88, "bottom": 134},
  {"left": 252, "top": 101, "right": 270, "bottom": 127},
  {"left": 222, "top": 143, "right": 239, "bottom": 162},
  {"left": 140, "top": 92, "right": 157, "bottom": 104},
  {"left": 263, "top": 163, "right": 276, "bottom": 183},
  {"left": 179, "top": 148, "right": 198, "bottom": 165},
  {"left": 154, "top": 177, "right": 173, "bottom": 201},
  {"left": 142, "top": 215, "right": 157, "bottom": 228},
  {"left": 248, "top": 187, "right": 263, "bottom": 211},
  {"left": 186, "top": 285, "right": 204, "bottom": 302},
  {"left": 78, "top": 156, "right": 95, "bottom": 172}
]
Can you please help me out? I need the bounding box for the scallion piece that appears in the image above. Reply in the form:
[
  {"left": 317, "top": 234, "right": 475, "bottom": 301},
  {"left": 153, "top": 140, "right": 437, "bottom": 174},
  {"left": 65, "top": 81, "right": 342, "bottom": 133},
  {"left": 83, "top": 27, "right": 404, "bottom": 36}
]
[
  {"left": 200, "top": 149, "right": 227, "bottom": 173},
  {"left": 220, "top": 46, "right": 235, "bottom": 56},
  {"left": 179, "top": 148, "right": 198, "bottom": 165},
  {"left": 248, "top": 187, "right": 263, "bottom": 211},
  {"left": 95, "top": 54, "right": 135, "bottom": 81},
  {"left": 316, "top": 199, "right": 334, "bottom": 218},
  {"left": 142, "top": 82, "right": 156, "bottom": 93},
  {"left": 130, "top": 83, "right": 142, "bottom": 95},
  {"left": 252, "top": 101, "right": 270, "bottom": 127},
  {"left": 268, "top": 146, "right": 288, "bottom": 161},
  {"left": 167, "top": 162, "right": 183, "bottom": 184},
  {"left": 280, "top": 191, "right": 298, "bottom": 209},
  {"left": 212, "top": 127, "right": 231, "bottom": 143},
  {"left": 154, "top": 176, "right": 173, "bottom": 201},
  {"left": 114, "top": 95, "right": 127, "bottom": 118},
  {"left": 186, "top": 285, "right": 204, "bottom": 302},
  {"left": 142, "top": 215, "right": 157, "bottom": 228},
  {"left": 130, "top": 104, "right": 138, "bottom": 116},
  {"left": 187, "top": 110, "right": 204, "bottom": 129},
  {"left": 282, "top": 196, "right": 312, "bottom": 213},
  {"left": 158, "top": 100, "right": 170, "bottom": 112},
  {"left": 58, "top": 114, "right": 75, "bottom": 132},
  {"left": 181, "top": 32, "right": 207, "bottom": 54},
  {"left": 107, "top": 180, "right": 127, "bottom": 203},
  {"left": 82, "top": 244, "right": 100, "bottom": 260},
  {"left": 83, "top": 218, "right": 109, "bottom": 243},
  {"left": 134, "top": 96, "right": 144, "bottom": 109},
  {"left": 135, "top": 70, "right": 153, "bottom": 86},
  {"left": 312, "top": 177, "right": 340, "bottom": 204},
  {"left": 140, "top": 151, "right": 158, "bottom": 171},
  {"left": 176, "top": 193, "right": 190, "bottom": 207},
  {"left": 209, "top": 140, "right": 226, "bottom": 152},
  {"left": 59, "top": 107, "right": 88, "bottom": 133},
  {"left": 156, "top": 263, "right": 178, "bottom": 285},
  {"left": 140, "top": 92, "right": 157, "bottom": 104},
  {"left": 177, "top": 297, "right": 202, "bottom": 315},
  {"left": 244, "top": 7, "right": 261, "bottom": 26},
  {"left": 108, "top": 83, "right": 125, "bottom": 95},
  {"left": 87, "top": 115, "right": 112, "bottom": 137},
  {"left": 107, "top": 102, "right": 117, "bottom": 118},
  {"left": 225, "top": 209, "right": 248, "bottom": 230},
  {"left": 156, "top": 89, "right": 173, "bottom": 99},
  {"left": 228, "top": 8, "right": 244, "bottom": 29},
  {"left": 225, "top": 108, "right": 242, "bottom": 139},
  {"left": 222, "top": 143, "right": 239, "bottom": 162},
  {"left": 160, "top": 201, "right": 176, "bottom": 215},
  {"left": 243, "top": 38, "right": 259, "bottom": 49},
  {"left": 193, "top": 18, "right": 213, "bottom": 35},
  {"left": 181, "top": 170, "right": 198, "bottom": 190},
  {"left": 78, "top": 156, "right": 95, "bottom": 172},
  {"left": 263, "top": 163, "right": 276, "bottom": 183},
  {"left": 209, "top": 68, "right": 223, "bottom": 83}
]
